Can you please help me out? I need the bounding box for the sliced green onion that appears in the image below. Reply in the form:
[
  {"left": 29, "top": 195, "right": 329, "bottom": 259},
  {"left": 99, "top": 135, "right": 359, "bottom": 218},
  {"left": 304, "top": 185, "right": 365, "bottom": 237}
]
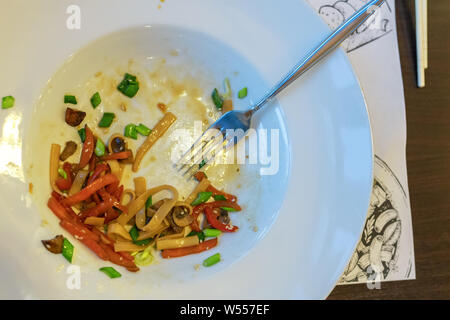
[
  {"left": 62, "top": 238, "right": 74, "bottom": 263},
  {"left": 136, "top": 123, "right": 151, "bottom": 136},
  {"left": 94, "top": 139, "right": 106, "bottom": 157},
  {"left": 117, "top": 73, "right": 140, "bottom": 98},
  {"left": 191, "top": 191, "right": 212, "bottom": 206},
  {"left": 211, "top": 88, "right": 223, "bottom": 110},
  {"left": 64, "top": 95, "right": 77, "bottom": 104},
  {"left": 220, "top": 207, "right": 237, "bottom": 212},
  {"left": 213, "top": 195, "right": 227, "bottom": 201},
  {"left": 133, "top": 238, "right": 152, "bottom": 246},
  {"left": 99, "top": 267, "right": 121, "bottom": 279},
  {"left": 199, "top": 159, "right": 207, "bottom": 169},
  {"left": 134, "top": 247, "right": 153, "bottom": 266},
  {"left": 58, "top": 168, "right": 67, "bottom": 179},
  {"left": 203, "top": 253, "right": 221, "bottom": 267},
  {"left": 124, "top": 124, "right": 138, "bottom": 139},
  {"left": 203, "top": 228, "right": 221, "bottom": 238},
  {"left": 238, "top": 87, "right": 248, "bottom": 99},
  {"left": 188, "top": 231, "right": 205, "bottom": 242},
  {"left": 98, "top": 112, "right": 115, "bottom": 128},
  {"left": 90, "top": 92, "right": 101, "bottom": 109},
  {"left": 78, "top": 128, "right": 86, "bottom": 142},
  {"left": 223, "top": 78, "right": 232, "bottom": 99},
  {"left": 2, "top": 96, "right": 15, "bottom": 109},
  {"left": 145, "top": 195, "right": 153, "bottom": 210},
  {"left": 129, "top": 225, "right": 139, "bottom": 242}
]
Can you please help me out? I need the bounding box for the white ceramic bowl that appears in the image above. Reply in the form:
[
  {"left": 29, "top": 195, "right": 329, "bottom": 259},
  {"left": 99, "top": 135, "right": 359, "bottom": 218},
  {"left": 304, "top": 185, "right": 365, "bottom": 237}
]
[{"left": 0, "top": 0, "right": 372, "bottom": 299}]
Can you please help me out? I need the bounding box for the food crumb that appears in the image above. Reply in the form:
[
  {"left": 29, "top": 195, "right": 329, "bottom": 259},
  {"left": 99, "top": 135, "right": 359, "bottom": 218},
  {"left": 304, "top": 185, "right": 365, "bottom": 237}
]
[
  {"left": 120, "top": 102, "right": 127, "bottom": 112},
  {"left": 95, "top": 71, "right": 102, "bottom": 77},
  {"left": 157, "top": 4, "right": 161, "bottom": 9},
  {"left": 253, "top": 226, "right": 258, "bottom": 232},
  {"left": 28, "top": 182, "right": 33, "bottom": 194},
  {"left": 194, "top": 264, "right": 200, "bottom": 271},
  {"left": 41, "top": 219, "right": 49, "bottom": 227},
  {"left": 157, "top": 102, "right": 168, "bottom": 113}
]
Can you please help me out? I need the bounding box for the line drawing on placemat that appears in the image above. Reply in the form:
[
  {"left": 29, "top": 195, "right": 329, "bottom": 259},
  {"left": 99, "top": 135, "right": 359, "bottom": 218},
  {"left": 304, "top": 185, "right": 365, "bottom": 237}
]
[
  {"left": 311, "top": 0, "right": 393, "bottom": 52},
  {"left": 339, "top": 155, "right": 414, "bottom": 284}
]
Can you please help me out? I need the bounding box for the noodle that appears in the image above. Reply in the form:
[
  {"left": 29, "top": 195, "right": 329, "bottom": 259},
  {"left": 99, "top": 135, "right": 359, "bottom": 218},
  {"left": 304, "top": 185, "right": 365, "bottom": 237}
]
[
  {"left": 69, "top": 170, "right": 89, "bottom": 196},
  {"left": 132, "top": 112, "right": 177, "bottom": 172},
  {"left": 137, "top": 220, "right": 169, "bottom": 240},
  {"left": 185, "top": 178, "right": 210, "bottom": 204},
  {"left": 114, "top": 240, "right": 152, "bottom": 253},
  {"left": 84, "top": 217, "right": 105, "bottom": 226},
  {"left": 107, "top": 160, "right": 122, "bottom": 182},
  {"left": 133, "top": 177, "right": 146, "bottom": 197},
  {"left": 107, "top": 222, "right": 132, "bottom": 240},
  {"left": 156, "top": 235, "right": 199, "bottom": 251},
  {"left": 116, "top": 185, "right": 179, "bottom": 235},
  {"left": 49, "top": 144, "right": 62, "bottom": 194},
  {"left": 121, "top": 189, "right": 135, "bottom": 206}
]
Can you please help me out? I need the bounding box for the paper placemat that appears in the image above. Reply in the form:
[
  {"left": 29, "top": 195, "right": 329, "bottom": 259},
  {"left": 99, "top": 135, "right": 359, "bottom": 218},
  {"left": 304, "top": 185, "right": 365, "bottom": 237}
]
[{"left": 305, "top": 0, "right": 415, "bottom": 284}]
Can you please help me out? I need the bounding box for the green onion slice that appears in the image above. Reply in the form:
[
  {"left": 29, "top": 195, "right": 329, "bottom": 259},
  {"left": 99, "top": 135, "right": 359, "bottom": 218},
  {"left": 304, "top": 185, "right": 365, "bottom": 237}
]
[
  {"left": 117, "top": 73, "right": 139, "bottom": 98},
  {"left": 94, "top": 139, "right": 106, "bottom": 157},
  {"left": 220, "top": 207, "right": 237, "bottom": 212},
  {"left": 238, "top": 87, "right": 248, "bottom": 99},
  {"left": 98, "top": 112, "right": 115, "bottom": 128},
  {"left": 191, "top": 191, "right": 212, "bottom": 206},
  {"left": 62, "top": 238, "right": 74, "bottom": 263},
  {"left": 129, "top": 225, "right": 139, "bottom": 242},
  {"left": 203, "top": 228, "right": 221, "bottom": 238},
  {"left": 90, "top": 92, "right": 101, "bottom": 109},
  {"left": 145, "top": 195, "right": 153, "bottom": 210},
  {"left": 78, "top": 128, "right": 86, "bottom": 142},
  {"left": 203, "top": 253, "right": 221, "bottom": 267},
  {"left": 64, "top": 95, "right": 77, "bottom": 104},
  {"left": 188, "top": 231, "right": 205, "bottom": 242},
  {"left": 58, "top": 168, "right": 68, "bottom": 179},
  {"left": 213, "top": 195, "right": 227, "bottom": 201},
  {"left": 211, "top": 88, "right": 223, "bottom": 110},
  {"left": 133, "top": 238, "right": 152, "bottom": 246},
  {"left": 1, "top": 96, "right": 15, "bottom": 109},
  {"left": 136, "top": 123, "right": 151, "bottom": 136},
  {"left": 134, "top": 247, "right": 153, "bottom": 266},
  {"left": 99, "top": 267, "right": 121, "bottom": 279},
  {"left": 124, "top": 124, "right": 138, "bottom": 139},
  {"left": 199, "top": 159, "right": 207, "bottom": 169},
  {"left": 223, "top": 78, "right": 232, "bottom": 99}
]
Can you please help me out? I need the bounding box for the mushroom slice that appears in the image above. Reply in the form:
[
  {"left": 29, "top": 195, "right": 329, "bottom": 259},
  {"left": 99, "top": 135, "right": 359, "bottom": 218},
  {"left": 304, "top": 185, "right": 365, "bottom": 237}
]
[
  {"left": 65, "top": 107, "right": 86, "bottom": 127},
  {"left": 41, "top": 235, "right": 64, "bottom": 254},
  {"left": 172, "top": 204, "right": 193, "bottom": 227},
  {"left": 60, "top": 141, "right": 77, "bottom": 161}
]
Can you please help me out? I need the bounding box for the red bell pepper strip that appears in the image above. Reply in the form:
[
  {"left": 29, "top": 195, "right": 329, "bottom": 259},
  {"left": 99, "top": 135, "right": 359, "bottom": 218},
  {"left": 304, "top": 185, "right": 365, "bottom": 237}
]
[
  {"left": 91, "top": 228, "right": 135, "bottom": 262},
  {"left": 104, "top": 208, "right": 120, "bottom": 223},
  {"left": 87, "top": 163, "right": 109, "bottom": 185},
  {"left": 161, "top": 238, "right": 218, "bottom": 259},
  {"left": 79, "top": 200, "right": 114, "bottom": 219},
  {"left": 88, "top": 155, "right": 97, "bottom": 172},
  {"left": 62, "top": 173, "right": 118, "bottom": 206},
  {"left": 190, "top": 200, "right": 241, "bottom": 232},
  {"left": 204, "top": 207, "right": 238, "bottom": 232},
  {"left": 98, "top": 241, "right": 139, "bottom": 272},
  {"left": 55, "top": 162, "right": 74, "bottom": 191},
  {"left": 78, "top": 125, "right": 94, "bottom": 169},
  {"left": 60, "top": 219, "right": 108, "bottom": 260},
  {"left": 48, "top": 197, "right": 71, "bottom": 221},
  {"left": 99, "top": 150, "right": 132, "bottom": 161}
]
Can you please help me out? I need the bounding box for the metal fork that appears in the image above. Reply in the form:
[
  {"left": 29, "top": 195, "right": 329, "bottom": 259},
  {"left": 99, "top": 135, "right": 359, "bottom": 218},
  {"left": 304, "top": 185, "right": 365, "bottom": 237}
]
[{"left": 176, "top": 0, "right": 385, "bottom": 178}]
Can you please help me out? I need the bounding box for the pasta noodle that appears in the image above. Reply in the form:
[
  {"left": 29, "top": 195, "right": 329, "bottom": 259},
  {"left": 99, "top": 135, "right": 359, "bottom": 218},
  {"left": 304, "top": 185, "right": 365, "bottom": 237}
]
[
  {"left": 69, "top": 170, "right": 89, "bottom": 196},
  {"left": 107, "top": 160, "right": 122, "bottom": 182},
  {"left": 156, "top": 235, "right": 199, "bottom": 251},
  {"left": 132, "top": 112, "right": 177, "bottom": 172},
  {"left": 49, "top": 144, "right": 62, "bottom": 194},
  {"left": 84, "top": 217, "right": 105, "bottom": 226},
  {"left": 185, "top": 178, "right": 210, "bottom": 204}
]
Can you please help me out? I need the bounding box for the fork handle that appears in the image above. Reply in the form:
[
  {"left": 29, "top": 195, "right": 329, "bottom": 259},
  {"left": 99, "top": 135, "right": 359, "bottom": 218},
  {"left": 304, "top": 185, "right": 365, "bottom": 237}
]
[{"left": 249, "top": 0, "right": 385, "bottom": 115}]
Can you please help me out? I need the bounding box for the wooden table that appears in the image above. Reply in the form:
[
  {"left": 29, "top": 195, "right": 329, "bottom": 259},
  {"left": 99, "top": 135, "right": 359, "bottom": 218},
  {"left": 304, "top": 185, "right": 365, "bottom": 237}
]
[{"left": 328, "top": 0, "right": 450, "bottom": 299}]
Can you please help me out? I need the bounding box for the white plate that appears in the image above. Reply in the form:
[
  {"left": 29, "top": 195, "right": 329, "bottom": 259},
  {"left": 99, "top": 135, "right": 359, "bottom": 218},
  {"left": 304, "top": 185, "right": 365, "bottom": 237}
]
[{"left": 0, "top": 0, "right": 372, "bottom": 299}]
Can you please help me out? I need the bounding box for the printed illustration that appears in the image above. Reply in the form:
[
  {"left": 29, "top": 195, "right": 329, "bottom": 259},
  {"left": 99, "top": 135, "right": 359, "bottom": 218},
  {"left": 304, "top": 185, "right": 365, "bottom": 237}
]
[
  {"left": 339, "top": 155, "right": 415, "bottom": 284},
  {"left": 307, "top": 0, "right": 393, "bottom": 52}
]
